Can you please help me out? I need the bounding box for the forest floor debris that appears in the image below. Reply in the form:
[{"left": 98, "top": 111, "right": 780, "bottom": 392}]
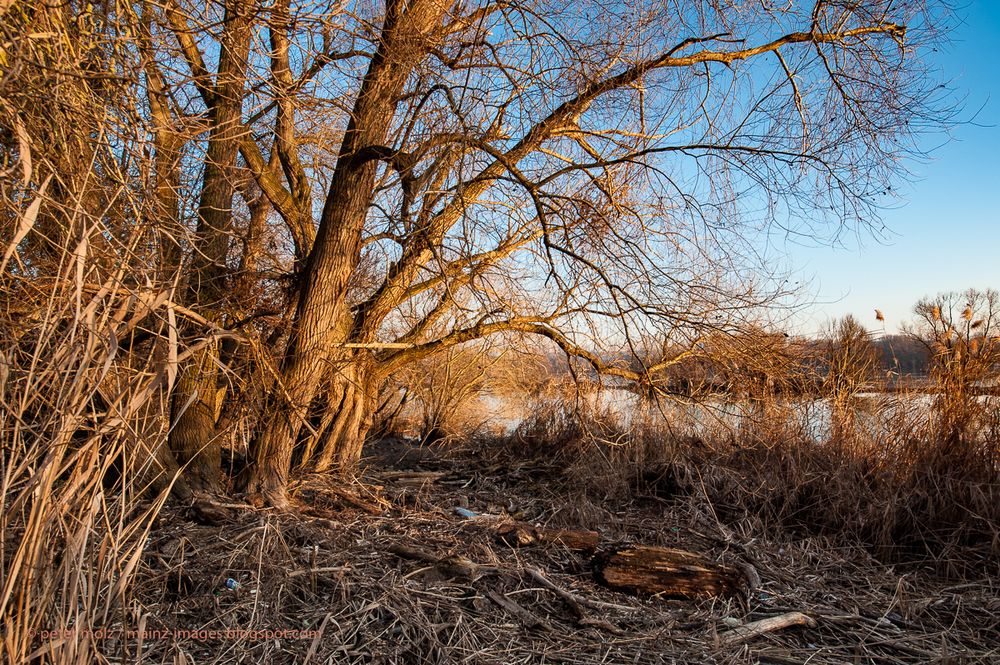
[{"left": 122, "top": 438, "right": 999, "bottom": 664}]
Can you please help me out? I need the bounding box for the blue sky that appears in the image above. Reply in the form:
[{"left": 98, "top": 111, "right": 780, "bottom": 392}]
[{"left": 789, "top": 1, "right": 999, "bottom": 334}]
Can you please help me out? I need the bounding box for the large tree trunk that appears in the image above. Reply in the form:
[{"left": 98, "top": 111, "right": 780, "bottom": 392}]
[
  {"left": 134, "top": 13, "right": 193, "bottom": 499},
  {"left": 168, "top": 0, "right": 252, "bottom": 494},
  {"left": 170, "top": 340, "right": 225, "bottom": 492},
  {"left": 242, "top": 0, "right": 450, "bottom": 507},
  {"left": 292, "top": 360, "right": 375, "bottom": 473}
]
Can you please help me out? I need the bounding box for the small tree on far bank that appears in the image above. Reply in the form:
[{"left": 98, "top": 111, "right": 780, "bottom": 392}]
[
  {"left": 825, "top": 315, "right": 879, "bottom": 437},
  {"left": 908, "top": 289, "right": 1000, "bottom": 456}
]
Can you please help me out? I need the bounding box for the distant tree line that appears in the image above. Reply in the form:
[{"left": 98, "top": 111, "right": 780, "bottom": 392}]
[{"left": 613, "top": 289, "right": 999, "bottom": 399}]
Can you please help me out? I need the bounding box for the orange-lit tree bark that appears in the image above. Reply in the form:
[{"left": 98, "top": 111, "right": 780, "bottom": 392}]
[{"left": 242, "top": 0, "right": 456, "bottom": 504}]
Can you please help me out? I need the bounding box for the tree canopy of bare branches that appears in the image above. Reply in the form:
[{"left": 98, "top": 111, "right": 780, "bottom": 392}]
[{"left": 0, "top": 0, "right": 954, "bottom": 506}]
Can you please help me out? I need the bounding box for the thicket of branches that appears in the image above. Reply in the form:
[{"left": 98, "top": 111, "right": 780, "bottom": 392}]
[
  {"left": 1, "top": 0, "right": 953, "bottom": 504},
  {"left": 0, "top": 1, "right": 961, "bottom": 660}
]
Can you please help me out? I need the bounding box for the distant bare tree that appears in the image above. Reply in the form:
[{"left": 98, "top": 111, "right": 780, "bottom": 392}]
[
  {"left": 824, "top": 314, "right": 878, "bottom": 438},
  {"left": 826, "top": 316, "right": 878, "bottom": 399}
]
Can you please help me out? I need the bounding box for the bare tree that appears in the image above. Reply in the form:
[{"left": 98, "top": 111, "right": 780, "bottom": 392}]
[
  {"left": 166, "top": 0, "right": 255, "bottom": 493},
  {"left": 243, "top": 0, "right": 951, "bottom": 507},
  {"left": 825, "top": 314, "right": 878, "bottom": 411},
  {"left": 1, "top": 0, "right": 953, "bottom": 507}
]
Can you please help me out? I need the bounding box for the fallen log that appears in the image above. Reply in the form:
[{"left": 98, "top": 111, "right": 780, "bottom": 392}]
[
  {"left": 594, "top": 545, "right": 748, "bottom": 600},
  {"left": 497, "top": 523, "right": 600, "bottom": 552}
]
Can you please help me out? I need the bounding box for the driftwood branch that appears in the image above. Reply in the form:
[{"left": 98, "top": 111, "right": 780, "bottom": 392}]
[
  {"left": 525, "top": 567, "right": 636, "bottom": 613},
  {"left": 486, "top": 590, "right": 552, "bottom": 631},
  {"left": 388, "top": 543, "right": 498, "bottom": 581},
  {"left": 718, "top": 611, "right": 817, "bottom": 646}
]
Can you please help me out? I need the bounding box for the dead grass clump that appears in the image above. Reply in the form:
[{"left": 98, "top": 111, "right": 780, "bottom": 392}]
[
  {"left": 0, "top": 270, "right": 179, "bottom": 663},
  {"left": 700, "top": 419, "right": 998, "bottom": 567},
  {"left": 0, "top": 141, "right": 183, "bottom": 664},
  {"left": 694, "top": 433, "right": 999, "bottom": 572},
  {"left": 493, "top": 388, "right": 1000, "bottom": 571}
]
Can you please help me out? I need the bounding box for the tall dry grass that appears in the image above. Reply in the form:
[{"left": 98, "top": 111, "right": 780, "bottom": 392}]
[
  {"left": 483, "top": 379, "right": 999, "bottom": 571},
  {"left": 0, "top": 185, "right": 193, "bottom": 663}
]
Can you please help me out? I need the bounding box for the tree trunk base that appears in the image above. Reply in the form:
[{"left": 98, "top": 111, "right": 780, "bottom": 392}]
[
  {"left": 169, "top": 343, "right": 224, "bottom": 495},
  {"left": 311, "top": 364, "right": 374, "bottom": 473},
  {"left": 243, "top": 481, "right": 292, "bottom": 511}
]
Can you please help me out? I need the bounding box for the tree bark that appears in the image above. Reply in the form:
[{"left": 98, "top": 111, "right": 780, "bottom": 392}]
[
  {"left": 168, "top": 0, "right": 252, "bottom": 493},
  {"left": 242, "top": 0, "right": 450, "bottom": 507},
  {"left": 136, "top": 9, "right": 193, "bottom": 499},
  {"left": 312, "top": 359, "right": 377, "bottom": 473}
]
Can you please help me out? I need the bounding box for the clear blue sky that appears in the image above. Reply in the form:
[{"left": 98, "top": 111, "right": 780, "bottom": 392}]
[{"left": 790, "top": 1, "right": 999, "bottom": 335}]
